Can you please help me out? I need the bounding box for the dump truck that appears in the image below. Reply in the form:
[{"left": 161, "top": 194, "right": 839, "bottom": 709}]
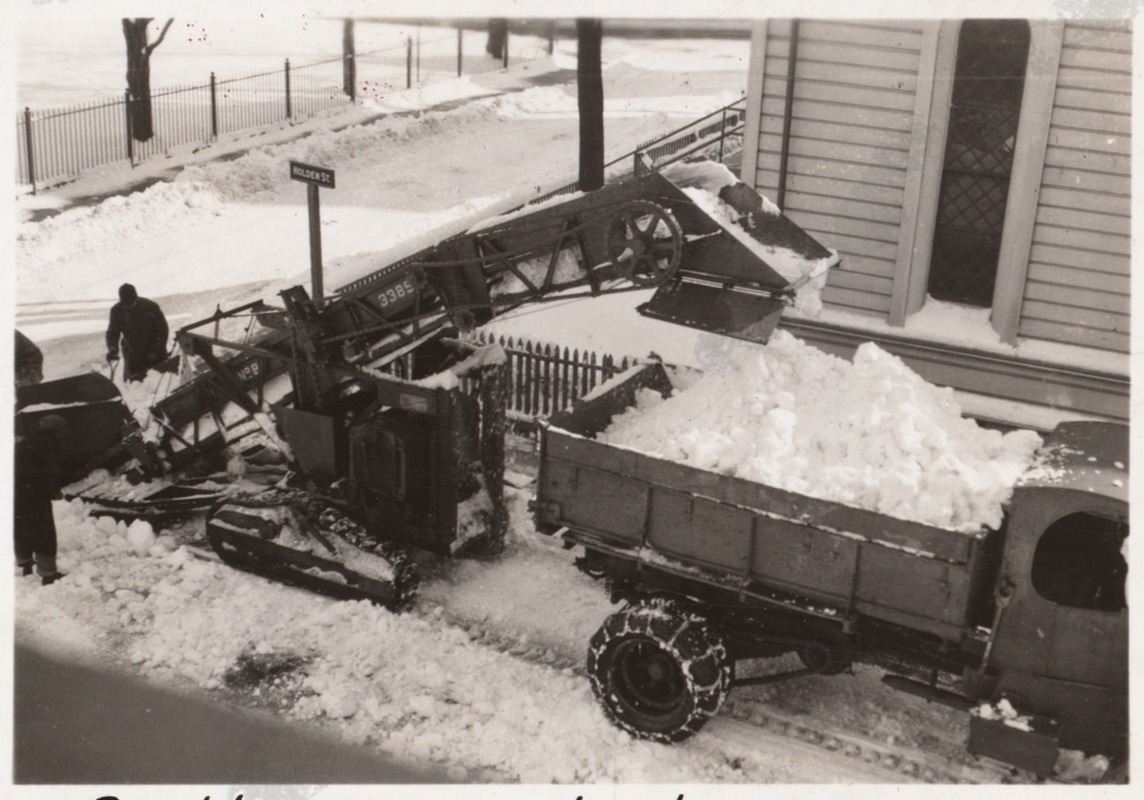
[{"left": 533, "top": 362, "right": 1128, "bottom": 776}]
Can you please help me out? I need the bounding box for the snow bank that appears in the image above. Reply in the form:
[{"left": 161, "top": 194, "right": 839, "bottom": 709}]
[
  {"left": 21, "top": 497, "right": 746, "bottom": 783},
  {"left": 599, "top": 331, "right": 1042, "bottom": 532}
]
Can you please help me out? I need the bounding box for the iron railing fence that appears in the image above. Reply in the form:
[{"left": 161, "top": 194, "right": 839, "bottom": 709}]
[
  {"left": 527, "top": 97, "right": 747, "bottom": 206},
  {"left": 140, "top": 83, "right": 214, "bottom": 164},
  {"left": 17, "top": 27, "right": 552, "bottom": 191},
  {"left": 632, "top": 100, "right": 747, "bottom": 176},
  {"left": 213, "top": 65, "right": 292, "bottom": 137}
]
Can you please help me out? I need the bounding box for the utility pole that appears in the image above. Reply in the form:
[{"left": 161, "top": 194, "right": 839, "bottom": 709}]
[{"left": 576, "top": 19, "right": 605, "bottom": 191}]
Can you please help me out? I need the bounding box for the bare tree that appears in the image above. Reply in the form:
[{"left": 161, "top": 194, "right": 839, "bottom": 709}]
[
  {"left": 576, "top": 19, "right": 604, "bottom": 191},
  {"left": 123, "top": 18, "right": 174, "bottom": 142}
]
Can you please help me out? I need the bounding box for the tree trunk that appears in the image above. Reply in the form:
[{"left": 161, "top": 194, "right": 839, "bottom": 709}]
[
  {"left": 122, "top": 18, "right": 173, "bottom": 143},
  {"left": 486, "top": 19, "right": 508, "bottom": 59},
  {"left": 576, "top": 19, "right": 605, "bottom": 191}
]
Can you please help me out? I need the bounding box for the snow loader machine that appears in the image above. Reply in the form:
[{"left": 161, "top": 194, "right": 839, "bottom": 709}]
[{"left": 46, "top": 166, "right": 837, "bottom": 608}]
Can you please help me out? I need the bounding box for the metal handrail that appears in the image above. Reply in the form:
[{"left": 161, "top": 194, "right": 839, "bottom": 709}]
[{"left": 529, "top": 97, "right": 747, "bottom": 205}]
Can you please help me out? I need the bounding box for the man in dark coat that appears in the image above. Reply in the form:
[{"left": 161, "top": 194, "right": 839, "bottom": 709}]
[
  {"left": 106, "top": 283, "right": 169, "bottom": 382},
  {"left": 14, "top": 414, "right": 68, "bottom": 585},
  {"left": 15, "top": 329, "right": 44, "bottom": 387}
]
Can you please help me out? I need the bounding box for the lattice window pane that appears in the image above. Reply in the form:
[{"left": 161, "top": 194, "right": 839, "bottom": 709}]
[{"left": 928, "top": 20, "right": 1030, "bottom": 308}]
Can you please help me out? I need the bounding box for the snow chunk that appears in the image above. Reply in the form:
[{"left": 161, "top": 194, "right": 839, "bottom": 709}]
[
  {"left": 125, "top": 519, "right": 157, "bottom": 554},
  {"left": 1055, "top": 749, "right": 1111, "bottom": 783}
]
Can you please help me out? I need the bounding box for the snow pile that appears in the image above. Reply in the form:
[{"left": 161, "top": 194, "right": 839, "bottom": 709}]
[
  {"left": 16, "top": 180, "right": 227, "bottom": 299},
  {"left": 599, "top": 332, "right": 1043, "bottom": 532}
]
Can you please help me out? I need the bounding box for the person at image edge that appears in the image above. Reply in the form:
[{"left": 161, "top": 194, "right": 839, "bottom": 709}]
[{"left": 14, "top": 414, "right": 69, "bottom": 585}]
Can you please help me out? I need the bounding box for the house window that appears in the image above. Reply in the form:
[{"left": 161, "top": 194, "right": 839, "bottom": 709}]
[
  {"left": 928, "top": 20, "right": 1030, "bottom": 307},
  {"left": 1031, "top": 512, "right": 1127, "bottom": 612}
]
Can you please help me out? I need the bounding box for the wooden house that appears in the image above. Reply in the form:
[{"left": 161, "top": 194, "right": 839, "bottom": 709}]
[{"left": 739, "top": 18, "right": 1130, "bottom": 428}]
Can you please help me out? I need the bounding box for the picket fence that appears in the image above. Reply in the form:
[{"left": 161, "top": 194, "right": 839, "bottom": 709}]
[{"left": 469, "top": 331, "right": 632, "bottom": 420}]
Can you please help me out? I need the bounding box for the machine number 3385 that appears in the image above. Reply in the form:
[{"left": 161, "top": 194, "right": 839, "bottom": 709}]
[{"left": 376, "top": 277, "right": 416, "bottom": 309}]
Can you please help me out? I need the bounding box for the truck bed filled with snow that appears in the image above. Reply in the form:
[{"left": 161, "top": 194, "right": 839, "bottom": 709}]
[{"left": 599, "top": 331, "right": 1043, "bottom": 532}]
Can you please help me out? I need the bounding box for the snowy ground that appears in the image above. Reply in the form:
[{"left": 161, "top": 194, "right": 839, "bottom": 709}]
[{"left": 4, "top": 9, "right": 1125, "bottom": 800}]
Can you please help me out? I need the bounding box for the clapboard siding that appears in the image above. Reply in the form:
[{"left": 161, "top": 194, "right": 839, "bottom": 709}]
[
  {"left": 825, "top": 269, "right": 894, "bottom": 296},
  {"left": 806, "top": 231, "right": 900, "bottom": 264},
  {"left": 762, "top": 117, "right": 914, "bottom": 151},
  {"left": 776, "top": 190, "right": 904, "bottom": 227},
  {"left": 1062, "top": 19, "right": 1132, "bottom": 44},
  {"left": 780, "top": 209, "right": 902, "bottom": 248},
  {"left": 1041, "top": 165, "right": 1130, "bottom": 195},
  {"left": 1048, "top": 106, "right": 1131, "bottom": 136},
  {"left": 1022, "top": 19, "right": 1131, "bottom": 353},
  {"left": 1024, "top": 281, "right": 1130, "bottom": 315},
  {"left": 1022, "top": 301, "right": 1129, "bottom": 332},
  {"left": 755, "top": 157, "right": 908, "bottom": 189},
  {"left": 1041, "top": 146, "right": 1130, "bottom": 176},
  {"left": 1038, "top": 185, "right": 1131, "bottom": 217},
  {"left": 1051, "top": 85, "right": 1131, "bottom": 114},
  {"left": 1032, "top": 225, "right": 1130, "bottom": 257},
  {"left": 758, "top": 134, "right": 911, "bottom": 170},
  {"left": 1027, "top": 262, "right": 1130, "bottom": 294},
  {"left": 766, "top": 39, "right": 924, "bottom": 74},
  {"left": 1018, "top": 320, "right": 1128, "bottom": 352},
  {"left": 753, "top": 170, "right": 907, "bottom": 208},
  {"left": 1028, "top": 243, "right": 1128, "bottom": 277},
  {"left": 1047, "top": 126, "right": 1130, "bottom": 155},
  {"left": 796, "top": 19, "right": 926, "bottom": 49},
  {"left": 1058, "top": 43, "right": 1134, "bottom": 71},
  {"left": 1054, "top": 66, "right": 1134, "bottom": 93},
  {"left": 760, "top": 76, "right": 918, "bottom": 112},
  {"left": 1035, "top": 205, "right": 1131, "bottom": 238},
  {"left": 821, "top": 284, "right": 893, "bottom": 315},
  {"left": 1021, "top": 303, "right": 1131, "bottom": 355},
  {"left": 754, "top": 20, "right": 925, "bottom": 316},
  {"left": 760, "top": 97, "right": 913, "bottom": 132},
  {"left": 763, "top": 58, "right": 920, "bottom": 95}
]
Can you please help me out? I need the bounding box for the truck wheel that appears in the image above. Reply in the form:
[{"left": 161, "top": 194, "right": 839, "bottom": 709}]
[
  {"left": 587, "top": 602, "right": 730, "bottom": 743},
  {"left": 796, "top": 638, "right": 852, "bottom": 676}
]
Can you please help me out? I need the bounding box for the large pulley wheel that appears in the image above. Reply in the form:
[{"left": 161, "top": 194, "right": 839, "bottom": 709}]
[
  {"left": 607, "top": 201, "right": 683, "bottom": 287},
  {"left": 587, "top": 600, "right": 730, "bottom": 743}
]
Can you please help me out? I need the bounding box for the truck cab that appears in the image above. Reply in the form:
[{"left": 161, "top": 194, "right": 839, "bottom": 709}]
[{"left": 972, "top": 421, "right": 1128, "bottom": 764}]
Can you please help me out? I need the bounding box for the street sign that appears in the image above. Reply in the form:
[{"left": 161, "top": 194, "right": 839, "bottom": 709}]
[
  {"left": 289, "top": 161, "right": 335, "bottom": 299},
  {"left": 289, "top": 160, "right": 336, "bottom": 189}
]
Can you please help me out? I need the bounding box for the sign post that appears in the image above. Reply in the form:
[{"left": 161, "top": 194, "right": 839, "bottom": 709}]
[{"left": 289, "top": 161, "right": 336, "bottom": 300}]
